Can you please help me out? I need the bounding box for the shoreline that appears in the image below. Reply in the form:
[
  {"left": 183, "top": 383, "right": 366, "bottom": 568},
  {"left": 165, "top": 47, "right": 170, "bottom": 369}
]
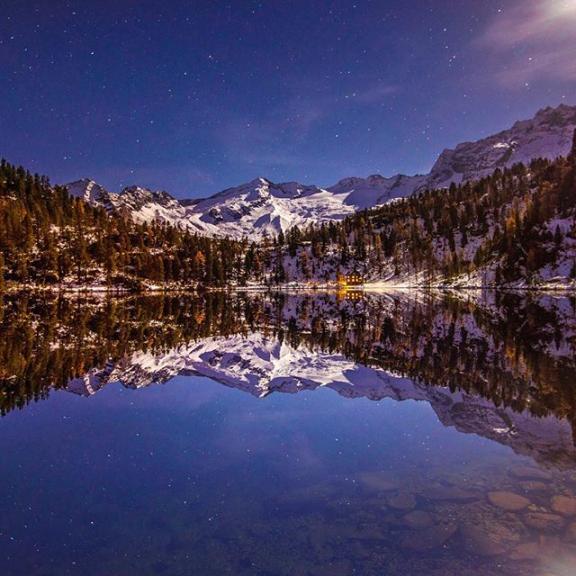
[{"left": 1, "top": 282, "right": 575, "bottom": 296}]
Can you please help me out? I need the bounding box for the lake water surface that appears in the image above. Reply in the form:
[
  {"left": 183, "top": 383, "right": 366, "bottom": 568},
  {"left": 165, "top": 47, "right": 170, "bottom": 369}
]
[{"left": 1, "top": 291, "right": 576, "bottom": 575}]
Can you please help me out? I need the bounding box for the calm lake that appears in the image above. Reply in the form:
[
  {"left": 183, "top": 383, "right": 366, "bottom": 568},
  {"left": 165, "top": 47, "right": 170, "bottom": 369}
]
[{"left": 1, "top": 291, "right": 576, "bottom": 576}]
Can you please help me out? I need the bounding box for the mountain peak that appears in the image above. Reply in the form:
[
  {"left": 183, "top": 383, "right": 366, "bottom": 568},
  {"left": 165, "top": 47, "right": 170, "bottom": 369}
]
[
  {"left": 236, "top": 176, "right": 271, "bottom": 189},
  {"left": 534, "top": 102, "right": 575, "bottom": 118},
  {"left": 65, "top": 103, "right": 576, "bottom": 239},
  {"left": 118, "top": 185, "right": 181, "bottom": 211},
  {"left": 66, "top": 179, "right": 113, "bottom": 205},
  {"left": 427, "top": 103, "right": 576, "bottom": 190}
]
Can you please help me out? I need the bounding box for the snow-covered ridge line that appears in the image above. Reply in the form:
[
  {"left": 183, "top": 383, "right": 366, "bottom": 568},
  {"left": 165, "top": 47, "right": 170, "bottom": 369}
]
[{"left": 66, "top": 104, "right": 576, "bottom": 239}]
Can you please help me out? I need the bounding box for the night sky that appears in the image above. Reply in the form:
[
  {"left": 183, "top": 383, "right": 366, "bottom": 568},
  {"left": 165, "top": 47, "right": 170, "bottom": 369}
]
[{"left": 2, "top": 0, "right": 576, "bottom": 198}]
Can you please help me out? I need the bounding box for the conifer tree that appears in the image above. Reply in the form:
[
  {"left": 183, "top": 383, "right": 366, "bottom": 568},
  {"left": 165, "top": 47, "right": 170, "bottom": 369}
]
[{"left": 0, "top": 253, "right": 5, "bottom": 292}]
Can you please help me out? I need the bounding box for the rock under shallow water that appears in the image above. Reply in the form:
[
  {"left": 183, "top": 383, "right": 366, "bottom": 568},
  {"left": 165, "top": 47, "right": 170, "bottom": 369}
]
[
  {"left": 388, "top": 492, "right": 416, "bottom": 511},
  {"left": 358, "top": 472, "right": 400, "bottom": 493},
  {"left": 488, "top": 491, "right": 531, "bottom": 511},
  {"left": 402, "top": 510, "right": 434, "bottom": 530},
  {"left": 551, "top": 495, "right": 576, "bottom": 516},
  {"left": 565, "top": 522, "right": 576, "bottom": 542},
  {"left": 421, "top": 485, "right": 480, "bottom": 503},
  {"left": 511, "top": 535, "right": 572, "bottom": 564},
  {"left": 518, "top": 480, "right": 550, "bottom": 492},
  {"left": 400, "top": 523, "right": 457, "bottom": 552},
  {"left": 510, "top": 541, "right": 543, "bottom": 561},
  {"left": 509, "top": 466, "right": 553, "bottom": 482},
  {"left": 523, "top": 512, "right": 565, "bottom": 532},
  {"left": 461, "top": 522, "right": 520, "bottom": 557}
]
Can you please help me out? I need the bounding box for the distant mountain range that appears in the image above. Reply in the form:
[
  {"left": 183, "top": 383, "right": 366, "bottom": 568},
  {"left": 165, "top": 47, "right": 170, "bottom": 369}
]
[{"left": 67, "top": 104, "right": 576, "bottom": 238}]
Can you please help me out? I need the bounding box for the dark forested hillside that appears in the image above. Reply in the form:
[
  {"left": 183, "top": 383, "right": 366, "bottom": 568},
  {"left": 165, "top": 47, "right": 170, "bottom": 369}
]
[
  {"left": 1, "top": 131, "right": 576, "bottom": 291},
  {"left": 0, "top": 160, "right": 245, "bottom": 290},
  {"left": 263, "top": 130, "right": 576, "bottom": 288}
]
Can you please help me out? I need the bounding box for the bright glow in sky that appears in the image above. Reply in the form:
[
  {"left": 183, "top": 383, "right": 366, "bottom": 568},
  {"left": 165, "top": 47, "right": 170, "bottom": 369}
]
[{"left": 547, "top": 0, "right": 576, "bottom": 18}]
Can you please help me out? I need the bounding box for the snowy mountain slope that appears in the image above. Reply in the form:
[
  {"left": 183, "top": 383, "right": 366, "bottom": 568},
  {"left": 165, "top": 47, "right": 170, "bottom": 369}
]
[
  {"left": 67, "top": 179, "right": 218, "bottom": 234},
  {"left": 67, "top": 179, "right": 112, "bottom": 206},
  {"left": 66, "top": 177, "right": 359, "bottom": 237},
  {"left": 425, "top": 104, "right": 576, "bottom": 190},
  {"left": 326, "top": 174, "right": 427, "bottom": 209},
  {"left": 66, "top": 104, "right": 576, "bottom": 238},
  {"left": 184, "top": 178, "right": 358, "bottom": 238}
]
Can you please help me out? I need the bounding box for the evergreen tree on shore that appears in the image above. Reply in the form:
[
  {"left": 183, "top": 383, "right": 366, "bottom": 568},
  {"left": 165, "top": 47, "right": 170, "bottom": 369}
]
[
  {"left": 1, "top": 130, "right": 576, "bottom": 291},
  {"left": 0, "top": 160, "right": 244, "bottom": 290}
]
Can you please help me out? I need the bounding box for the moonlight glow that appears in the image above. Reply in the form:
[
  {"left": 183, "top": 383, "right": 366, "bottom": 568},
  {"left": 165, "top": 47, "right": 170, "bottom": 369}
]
[{"left": 546, "top": 0, "right": 576, "bottom": 18}]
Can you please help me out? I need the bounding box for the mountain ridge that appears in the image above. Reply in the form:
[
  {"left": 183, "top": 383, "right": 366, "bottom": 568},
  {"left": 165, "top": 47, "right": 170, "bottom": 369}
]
[{"left": 66, "top": 103, "right": 576, "bottom": 238}]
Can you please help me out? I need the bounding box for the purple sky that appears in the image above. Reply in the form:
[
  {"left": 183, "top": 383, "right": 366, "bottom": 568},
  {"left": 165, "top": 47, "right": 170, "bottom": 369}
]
[{"left": 1, "top": 0, "right": 576, "bottom": 198}]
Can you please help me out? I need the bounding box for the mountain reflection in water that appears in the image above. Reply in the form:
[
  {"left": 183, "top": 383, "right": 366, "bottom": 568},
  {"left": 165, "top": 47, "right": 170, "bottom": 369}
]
[{"left": 1, "top": 291, "right": 576, "bottom": 576}]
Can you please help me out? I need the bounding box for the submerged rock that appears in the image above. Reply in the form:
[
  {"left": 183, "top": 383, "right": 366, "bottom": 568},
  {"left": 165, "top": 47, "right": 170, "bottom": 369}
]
[
  {"left": 509, "top": 466, "right": 553, "bottom": 482},
  {"left": 523, "top": 512, "right": 565, "bottom": 532},
  {"left": 510, "top": 536, "right": 568, "bottom": 563},
  {"left": 510, "top": 541, "right": 543, "bottom": 561},
  {"left": 518, "top": 480, "right": 549, "bottom": 493},
  {"left": 565, "top": 522, "right": 576, "bottom": 542},
  {"left": 421, "top": 485, "right": 480, "bottom": 503},
  {"left": 461, "top": 524, "right": 516, "bottom": 557},
  {"left": 388, "top": 492, "right": 416, "bottom": 511},
  {"left": 488, "top": 491, "right": 531, "bottom": 511},
  {"left": 358, "top": 472, "right": 399, "bottom": 493},
  {"left": 402, "top": 510, "right": 434, "bottom": 530},
  {"left": 551, "top": 495, "right": 576, "bottom": 516},
  {"left": 401, "top": 523, "right": 457, "bottom": 552}
]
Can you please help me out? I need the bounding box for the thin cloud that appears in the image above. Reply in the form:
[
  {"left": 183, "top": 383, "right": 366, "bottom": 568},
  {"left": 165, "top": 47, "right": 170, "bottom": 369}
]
[
  {"left": 478, "top": 0, "right": 576, "bottom": 85},
  {"left": 352, "top": 83, "right": 399, "bottom": 104},
  {"left": 216, "top": 81, "right": 399, "bottom": 171}
]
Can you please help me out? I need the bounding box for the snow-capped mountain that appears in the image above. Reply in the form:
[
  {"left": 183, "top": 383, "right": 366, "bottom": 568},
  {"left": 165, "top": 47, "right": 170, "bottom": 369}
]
[
  {"left": 185, "top": 177, "right": 367, "bottom": 237},
  {"left": 326, "top": 174, "right": 427, "bottom": 209},
  {"left": 67, "top": 179, "right": 212, "bottom": 233},
  {"left": 66, "top": 179, "right": 111, "bottom": 206},
  {"left": 425, "top": 104, "right": 576, "bottom": 190},
  {"left": 66, "top": 104, "right": 576, "bottom": 238}
]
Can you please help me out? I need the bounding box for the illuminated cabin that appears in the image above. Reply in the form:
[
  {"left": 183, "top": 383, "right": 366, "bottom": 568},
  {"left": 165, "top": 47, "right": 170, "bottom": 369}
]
[{"left": 337, "top": 272, "right": 365, "bottom": 287}]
